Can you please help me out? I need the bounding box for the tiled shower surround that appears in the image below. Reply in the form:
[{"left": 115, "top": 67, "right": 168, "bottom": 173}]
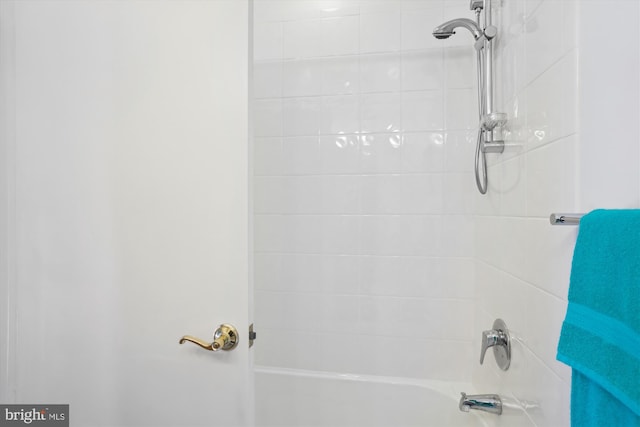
[
  {"left": 254, "top": 0, "right": 478, "bottom": 381},
  {"left": 253, "top": 1, "right": 640, "bottom": 426}
]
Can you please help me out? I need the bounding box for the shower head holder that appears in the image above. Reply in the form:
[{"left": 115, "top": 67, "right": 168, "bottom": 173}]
[{"left": 481, "top": 112, "right": 507, "bottom": 131}]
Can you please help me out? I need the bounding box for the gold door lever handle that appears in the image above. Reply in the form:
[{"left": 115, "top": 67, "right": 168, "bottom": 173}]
[{"left": 179, "top": 323, "right": 238, "bottom": 352}]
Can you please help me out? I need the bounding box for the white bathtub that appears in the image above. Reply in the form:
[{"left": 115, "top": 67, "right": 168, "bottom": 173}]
[{"left": 255, "top": 367, "right": 489, "bottom": 427}]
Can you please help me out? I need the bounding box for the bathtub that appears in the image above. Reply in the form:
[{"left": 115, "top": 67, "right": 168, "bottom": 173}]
[{"left": 255, "top": 367, "right": 489, "bottom": 427}]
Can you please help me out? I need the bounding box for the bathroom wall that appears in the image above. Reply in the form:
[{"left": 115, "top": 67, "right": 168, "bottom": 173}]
[
  {"left": 471, "top": 0, "right": 578, "bottom": 425},
  {"left": 252, "top": 0, "right": 479, "bottom": 381},
  {"left": 253, "top": 0, "right": 640, "bottom": 425},
  {"left": 473, "top": 1, "right": 640, "bottom": 426}
]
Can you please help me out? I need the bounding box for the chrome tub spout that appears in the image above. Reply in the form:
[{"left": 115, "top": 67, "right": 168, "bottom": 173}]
[{"left": 459, "top": 392, "right": 502, "bottom": 415}]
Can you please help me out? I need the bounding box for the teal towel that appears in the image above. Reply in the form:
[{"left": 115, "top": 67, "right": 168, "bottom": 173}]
[{"left": 557, "top": 209, "right": 640, "bottom": 426}]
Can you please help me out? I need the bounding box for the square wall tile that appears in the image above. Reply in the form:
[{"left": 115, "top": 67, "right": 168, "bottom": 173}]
[
  {"left": 402, "top": 90, "right": 444, "bottom": 131},
  {"left": 254, "top": 252, "right": 282, "bottom": 291},
  {"left": 360, "top": 92, "right": 402, "bottom": 133},
  {"left": 360, "top": 1, "right": 400, "bottom": 15},
  {"left": 283, "top": 59, "right": 324, "bottom": 97},
  {"left": 318, "top": 134, "right": 360, "bottom": 174},
  {"left": 401, "top": 174, "right": 444, "bottom": 214},
  {"left": 253, "top": 137, "right": 283, "bottom": 176},
  {"left": 360, "top": 54, "right": 401, "bottom": 93},
  {"left": 359, "top": 255, "right": 428, "bottom": 297},
  {"left": 359, "top": 133, "right": 403, "bottom": 173},
  {"left": 283, "top": 20, "right": 323, "bottom": 59},
  {"left": 313, "top": 0, "right": 361, "bottom": 19},
  {"left": 444, "top": 46, "right": 475, "bottom": 89},
  {"left": 253, "top": 1, "right": 288, "bottom": 23},
  {"left": 282, "top": 97, "right": 321, "bottom": 136},
  {"left": 401, "top": 0, "right": 443, "bottom": 12},
  {"left": 360, "top": 174, "right": 443, "bottom": 214},
  {"left": 444, "top": 130, "right": 475, "bottom": 172},
  {"left": 282, "top": 175, "right": 360, "bottom": 214},
  {"left": 255, "top": 328, "right": 360, "bottom": 372},
  {"left": 499, "top": 154, "right": 527, "bottom": 217},
  {"left": 254, "top": 99, "right": 283, "bottom": 137},
  {"left": 401, "top": 132, "right": 445, "bottom": 173},
  {"left": 322, "top": 56, "right": 359, "bottom": 95},
  {"left": 360, "top": 215, "right": 442, "bottom": 256},
  {"left": 360, "top": 12, "right": 401, "bottom": 53},
  {"left": 254, "top": 61, "right": 283, "bottom": 99},
  {"left": 357, "top": 336, "right": 473, "bottom": 380},
  {"left": 321, "top": 15, "right": 359, "bottom": 56},
  {"left": 254, "top": 214, "right": 284, "bottom": 252},
  {"left": 279, "top": 253, "right": 360, "bottom": 295},
  {"left": 525, "top": 135, "right": 577, "bottom": 218},
  {"left": 360, "top": 175, "right": 406, "bottom": 215},
  {"left": 257, "top": 291, "right": 360, "bottom": 333},
  {"left": 281, "top": 215, "right": 360, "bottom": 254},
  {"left": 254, "top": 22, "right": 283, "bottom": 61},
  {"left": 443, "top": 173, "right": 475, "bottom": 214},
  {"left": 445, "top": 88, "right": 476, "bottom": 130},
  {"left": 320, "top": 95, "right": 359, "bottom": 135},
  {"left": 402, "top": 49, "right": 444, "bottom": 91},
  {"left": 439, "top": 214, "right": 474, "bottom": 257},
  {"left": 254, "top": 176, "right": 285, "bottom": 214},
  {"left": 358, "top": 296, "right": 473, "bottom": 340},
  {"left": 282, "top": 136, "right": 320, "bottom": 175}
]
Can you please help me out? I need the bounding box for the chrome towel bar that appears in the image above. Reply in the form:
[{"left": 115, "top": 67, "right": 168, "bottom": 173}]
[{"left": 550, "top": 213, "right": 584, "bottom": 226}]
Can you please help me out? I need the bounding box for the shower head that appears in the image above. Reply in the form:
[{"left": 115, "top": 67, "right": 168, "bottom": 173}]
[{"left": 433, "top": 18, "right": 482, "bottom": 40}]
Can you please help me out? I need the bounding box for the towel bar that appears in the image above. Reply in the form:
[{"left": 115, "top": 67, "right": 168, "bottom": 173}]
[{"left": 550, "top": 213, "right": 584, "bottom": 226}]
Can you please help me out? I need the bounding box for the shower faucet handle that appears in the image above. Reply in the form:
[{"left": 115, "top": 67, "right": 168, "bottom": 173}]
[{"left": 480, "top": 319, "right": 511, "bottom": 370}]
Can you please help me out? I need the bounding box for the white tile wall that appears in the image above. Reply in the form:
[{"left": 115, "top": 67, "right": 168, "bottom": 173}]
[
  {"left": 253, "top": 1, "right": 640, "bottom": 426},
  {"left": 470, "top": 0, "right": 580, "bottom": 425},
  {"left": 473, "top": 1, "right": 640, "bottom": 426},
  {"left": 253, "top": 0, "right": 475, "bottom": 385}
]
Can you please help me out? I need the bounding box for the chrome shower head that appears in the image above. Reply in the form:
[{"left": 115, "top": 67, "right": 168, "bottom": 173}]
[{"left": 432, "top": 18, "right": 482, "bottom": 41}]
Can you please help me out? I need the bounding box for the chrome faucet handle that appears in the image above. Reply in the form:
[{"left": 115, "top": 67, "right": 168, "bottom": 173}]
[
  {"left": 479, "top": 318, "right": 511, "bottom": 370},
  {"left": 480, "top": 329, "right": 501, "bottom": 364}
]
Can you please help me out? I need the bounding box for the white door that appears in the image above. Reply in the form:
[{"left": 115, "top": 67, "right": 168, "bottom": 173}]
[{"left": 0, "top": 1, "right": 252, "bottom": 426}]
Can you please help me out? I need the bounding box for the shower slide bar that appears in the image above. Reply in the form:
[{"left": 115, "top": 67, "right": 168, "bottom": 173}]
[
  {"left": 549, "top": 213, "right": 584, "bottom": 226},
  {"left": 432, "top": 0, "right": 506, "bottom": 195}
]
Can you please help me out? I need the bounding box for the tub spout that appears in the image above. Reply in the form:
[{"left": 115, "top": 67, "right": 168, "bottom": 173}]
[{"left": 459, "top": 392, "right": 502, "bottom": 415}]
